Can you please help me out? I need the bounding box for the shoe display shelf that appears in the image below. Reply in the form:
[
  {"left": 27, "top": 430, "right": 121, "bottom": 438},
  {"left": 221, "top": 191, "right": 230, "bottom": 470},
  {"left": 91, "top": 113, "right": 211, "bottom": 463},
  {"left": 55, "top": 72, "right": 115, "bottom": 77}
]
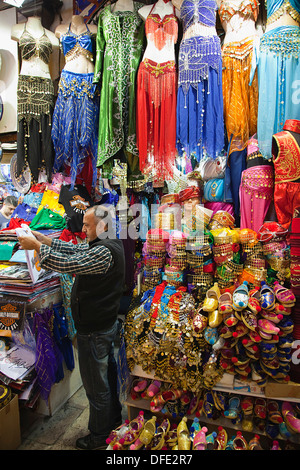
[{"left": 123, "top": 365, "right": 300, "bottom": 446}]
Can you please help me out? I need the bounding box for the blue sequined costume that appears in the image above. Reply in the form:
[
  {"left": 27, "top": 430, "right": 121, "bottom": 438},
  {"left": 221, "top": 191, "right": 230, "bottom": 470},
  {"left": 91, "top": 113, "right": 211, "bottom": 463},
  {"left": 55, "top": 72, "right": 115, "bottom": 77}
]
[
  {"left": 51, "top": 24, "right": 99, "bottom": 189},
  {"left": 176, "top": 0, "right": 224, "bottom": 163},
  {"left": 250, "top": 0, "right": 300, "bottom": 159}
]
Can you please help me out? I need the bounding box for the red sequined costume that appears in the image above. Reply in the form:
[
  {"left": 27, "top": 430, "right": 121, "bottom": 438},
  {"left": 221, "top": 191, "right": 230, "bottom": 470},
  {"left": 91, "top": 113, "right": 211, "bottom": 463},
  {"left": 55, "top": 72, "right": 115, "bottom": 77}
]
[
  {"left": 272, "top": 119, "right": 300, "bottom": 229},
  {"left": 136, "top": 3, "right": 178, "bottom": 184}
]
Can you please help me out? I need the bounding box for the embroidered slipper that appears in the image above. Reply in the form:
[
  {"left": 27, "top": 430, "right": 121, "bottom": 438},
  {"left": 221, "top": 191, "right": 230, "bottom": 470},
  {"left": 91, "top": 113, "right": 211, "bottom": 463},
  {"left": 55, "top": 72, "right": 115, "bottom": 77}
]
[
  {"left": 193, "top": 426, "right": 208, "bottom": 450},
  {"left": 177, "top": 417, "right": 191, "bottom": 450},
  {"left": 273, "top": 281, "right": 296, "bottom": 306},
  {"left": 260, "top": 310, "right": 283, "bottom": 323},
  {"left": 258, "top": 319, "right": 280, "bottom": 335},
  {"left": 248, "top": 288, "right": 262, "bottom": 314},
  {"left": 192, "top": 308, "right": 208, "bottom": 334},
  {"left": 260, "top": 281, "right": 275, "bottom": 310},
  {"left": 206, "top": 432, "right": 217, "bottom": 450},
  {"left": 275, "top": 303, "right": 292, "bottom": 315},
  {"left": 282, "top": 402, "right": 300, "bottom": 433},
  {"left": 223, "top": 311, "right": 239, "bottom": 327},
  {"left": 254, "top": 398, "right": 267, "bottom": 419},
  {"left": 133, "top": 378, "right": 149, "bottom": 393},
  {"left": 208, "top": 308, "right": 223, "bottom": 327},
  {"left": 233, "top": 281, "right": 249, "bottom": 311},
  {"left": 241, "top": 396, "right": 254, "bottom": 415},
  {"left": 232, "top": 431, "right": 248, "bottom": 450},
  {"left": 248, "top": 434, "right": 263, "bottom": 450},
  {"left": 224, "top": 396, "right": 240, "bottom": 419},
  {"left": 218, "top": 289, "right": 233, "bottom": 314},
  {"left": 267, "top": 401, "right": 283, "bottom": 424},
  {"left": 203, "top": 282, "right": 220, "bottom": 312},
  {"left": 146, "top": 380, "right": 162, "bottom": 398},
  {"left": 241, "top": 309, "right": 258, "bottom": 331},
  {"left": 213, "top": 426, "right": 227, "bottom": 450}
]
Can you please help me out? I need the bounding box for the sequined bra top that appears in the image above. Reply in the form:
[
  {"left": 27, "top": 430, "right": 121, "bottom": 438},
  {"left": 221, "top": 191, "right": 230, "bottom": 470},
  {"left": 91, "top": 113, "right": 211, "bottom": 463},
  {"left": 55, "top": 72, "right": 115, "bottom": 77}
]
[
  {"left": 266, "top": 0, "right": 300, "bottom": 26},
  {"left": 19, "top": 25, "right": 53, "bottom": 64},
  {"left": 145, "top": 4, "right": 178, "bottom": 49},
  {"left": 180, "top": 0, "right": 217, "bottom": 33},
  {"left": 61, "top": 23, "right": 95, "bottom": 63},
  {"left": 218, "top": 0, "right": 259, "bottom": 22}
]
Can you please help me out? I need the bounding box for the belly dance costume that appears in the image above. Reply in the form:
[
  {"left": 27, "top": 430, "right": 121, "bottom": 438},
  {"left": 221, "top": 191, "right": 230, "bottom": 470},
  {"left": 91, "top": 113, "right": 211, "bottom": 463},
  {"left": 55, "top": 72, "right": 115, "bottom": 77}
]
[
  {"left": 220, "top": 0, "right": 259, "bottom": 154},
  {"left": 51, "top": 24, "right": 99, "bottom": 189},
  {"left": 176, "top": 0, "right": 224, "bottom": 164},
  {"left": 272, "top": 119, "right": 300, "bottom": 229},
  {"left": 17, "top": 25, "right": 55, "bottom": 183},
  {"left": 239, "top": 136, "right": 274, "bottom": 232},
  {"left": 250, "top": 0, "right": 300, "bottom": 159},
  {"left": 136, "top": 4, "right": 178, "bottom": 182}
]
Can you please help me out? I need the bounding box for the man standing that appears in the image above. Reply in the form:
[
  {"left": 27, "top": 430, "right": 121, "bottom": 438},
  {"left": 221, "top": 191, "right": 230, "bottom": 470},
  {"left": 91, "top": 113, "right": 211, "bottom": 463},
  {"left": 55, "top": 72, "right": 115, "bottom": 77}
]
[
  {"left": 0, "top": 195, "right": 18, "bottom": 229},
  {"left": 18, "top": 205, "right": 125, "bottom": 450}
]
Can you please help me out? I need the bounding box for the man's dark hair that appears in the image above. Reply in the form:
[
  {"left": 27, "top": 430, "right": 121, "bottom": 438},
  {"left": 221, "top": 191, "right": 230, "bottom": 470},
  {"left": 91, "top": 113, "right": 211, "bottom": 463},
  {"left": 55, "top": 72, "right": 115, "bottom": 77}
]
[{"left": 4, "top": 196, "right": 18, "bottom": 207}]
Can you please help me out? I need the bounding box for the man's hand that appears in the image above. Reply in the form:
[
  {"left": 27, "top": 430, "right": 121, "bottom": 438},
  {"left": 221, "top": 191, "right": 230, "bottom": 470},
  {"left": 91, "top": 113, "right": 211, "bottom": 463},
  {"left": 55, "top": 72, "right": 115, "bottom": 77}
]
[
  {"left": 31, "top": 231, "right": 52, "bottom": 247},
  {"left": 18, "top": 235, "right": 42, "bottom": 253}
]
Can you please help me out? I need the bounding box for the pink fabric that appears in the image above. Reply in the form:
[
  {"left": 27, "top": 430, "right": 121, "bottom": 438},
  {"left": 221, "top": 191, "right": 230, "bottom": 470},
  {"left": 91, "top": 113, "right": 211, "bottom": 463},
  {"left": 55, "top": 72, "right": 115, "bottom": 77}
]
[
  {"left": 247, "top": 134, "right": 259, "bottom": 156},
  {"left": 239, "top": 165, "right": 274, "bottom": 232},
  {"left": 204, "top": 201, "right": 234, "bottom": 217}
]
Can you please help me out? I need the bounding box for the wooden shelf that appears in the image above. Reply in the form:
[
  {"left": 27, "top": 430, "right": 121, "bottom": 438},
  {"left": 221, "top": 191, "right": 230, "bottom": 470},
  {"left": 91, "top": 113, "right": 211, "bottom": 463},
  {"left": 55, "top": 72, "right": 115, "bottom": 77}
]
[
  {"left": 130, "top": 365, "right": 300, "bottom": 403},
  {"left": 124, "top": 395, "right": 300, "bottom": 446}
]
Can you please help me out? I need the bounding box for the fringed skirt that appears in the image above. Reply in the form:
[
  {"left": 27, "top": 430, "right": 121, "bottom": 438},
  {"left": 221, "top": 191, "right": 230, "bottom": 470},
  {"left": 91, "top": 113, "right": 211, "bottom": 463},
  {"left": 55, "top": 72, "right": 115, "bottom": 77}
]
[
  {"left": 51, "top": 70, "right": 99, "bottom": 189},
  {"left": 17, "top": 75, "right": 55, "bottom": 183},
  {"left": 136, "top": 58, "right": 177, "bottom": 184},
  {"left": 222, "top": 36, "right": 259, "bottom": 154},
  {"left": 176, "top": 35, "right": 224, "bottom": 163}
]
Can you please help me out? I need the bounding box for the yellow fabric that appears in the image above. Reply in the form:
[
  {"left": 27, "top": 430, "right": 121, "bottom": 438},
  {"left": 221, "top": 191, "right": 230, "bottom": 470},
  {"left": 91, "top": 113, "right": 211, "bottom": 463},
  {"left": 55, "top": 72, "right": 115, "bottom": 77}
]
[
  {"left": 36, "top": 189, "right": 65, "bottom": 217},
  {"left": 222, "top": 36, "right": 259, "bottom": 154}
]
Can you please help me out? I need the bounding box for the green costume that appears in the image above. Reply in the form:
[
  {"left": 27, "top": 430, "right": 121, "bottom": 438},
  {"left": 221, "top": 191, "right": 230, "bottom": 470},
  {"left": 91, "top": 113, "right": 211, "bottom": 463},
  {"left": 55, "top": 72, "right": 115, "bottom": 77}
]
[{"left": 93, "top": 3, "right": 145, "bottom": 178}]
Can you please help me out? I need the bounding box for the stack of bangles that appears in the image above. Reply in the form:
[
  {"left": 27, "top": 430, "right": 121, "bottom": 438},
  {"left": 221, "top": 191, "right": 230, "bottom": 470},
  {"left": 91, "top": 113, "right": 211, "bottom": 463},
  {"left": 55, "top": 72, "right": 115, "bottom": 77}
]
[
  {"left": 144, "top": 256, "right": 165, "bottom": 270},
  {"left": 187, "top": 273, "right": 214, "bottom": 293},
  {"left": 167, "top": 256, "right": 187, "bottom": 270},
  {"left": 215, "top": 260, "right": 244, "bottom": 282},
  {"left": 163, "top": 265, "right": 185, "bottom": 286},
  {"left": 262, "top": 240, "right": 288, "bottom": 256},
  {"left": 212, "top": 242, "right": 240, "bottom": 265}
]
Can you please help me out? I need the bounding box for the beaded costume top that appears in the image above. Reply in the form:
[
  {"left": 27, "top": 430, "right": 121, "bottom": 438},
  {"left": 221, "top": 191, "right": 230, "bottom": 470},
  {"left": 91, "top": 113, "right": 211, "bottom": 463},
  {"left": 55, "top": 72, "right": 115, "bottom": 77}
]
[
  {"left": 60, "top": 23, "right": 95, "bottom": 63},
  {"left": 145, "top": 4, "right": 178, "bottom": 49},
  {"left": 266, "top": 0, "right": 300, "bottom": 26},
  {"left": 180, "top": 0, "right": 217, "bottom": 32},
  {"left": 218, "top": 0, "right": 259, "bottom": 22},
  {"left": 19, "top": 24, "right": 53, "bottom": 64}
]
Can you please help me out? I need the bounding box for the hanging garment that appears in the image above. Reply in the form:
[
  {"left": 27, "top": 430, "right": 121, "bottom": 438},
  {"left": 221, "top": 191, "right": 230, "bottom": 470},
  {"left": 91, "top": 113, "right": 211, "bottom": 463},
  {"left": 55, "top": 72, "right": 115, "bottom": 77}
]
[
  {"left": 250, "top": 0, "right": 300, "bottom": 159},
  {"left": 17, "top": 24, "right": 55, "bottom": 183},
  {"left": 94, "top": 4, "right": 145, "bottom": 178},
  {"left": 58, "top": 184, "right": 93, "bottom": 233},
  {"left": 239, "top": 164, "right": 274, "bottom": 232},
  {"left": 136, "top": 2, "right": 178, "bottom": 183},
  {"left": 52, "top": 23, "right": 99, "bottom": 189},
  {"left": 220, "top": 0, "right": 259, "bottom": 154},
  {"left": 176, "top": 0, "right": 224, "bottom": 163}
]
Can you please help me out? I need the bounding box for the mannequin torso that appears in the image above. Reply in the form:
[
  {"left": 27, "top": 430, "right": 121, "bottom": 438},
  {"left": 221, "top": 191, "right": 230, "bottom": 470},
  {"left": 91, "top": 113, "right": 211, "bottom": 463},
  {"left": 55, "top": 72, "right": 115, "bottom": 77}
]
[
  {"left": 11, "top": 16, "right": 59, "bottom": 79},
  {"left": 139, "top": 0, "right": 179, "bottom": 63},
  {"left": 55, "top": 15, "right": 97, "bottom": 74}
]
